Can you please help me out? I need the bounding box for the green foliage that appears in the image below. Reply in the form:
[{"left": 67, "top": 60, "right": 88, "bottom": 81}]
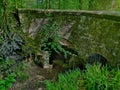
[
  {"left": 17, "top": 71, "right": 29, "bottom": 83},
  {"left": 0, "top": 56, "right": 27, "bottom": 76},
  {"left": 0, "top": 0, "right": 24, "bottom": 58},
  {"left": 0, "top": 57, "right": 28, "bottom": 89},
  {"left": 0, "top": 1, "right": 3, "bottom": 27},
  {"left": 0, "top": 1, "right": 29, "bottom": 89},
  {"left": 16, "top": 0, "right": 119, "bottom": 11},
  {"left": 45, "top": 68, "right": 81, "bottom": 90},
  {"left": 36, "top": 19, "right": 60, "bottom": 44},
  {"left": 36, "top": 19, "right": 73, "bottom": 59},
  {"left": 0, "top": 73, "right": 16, "bottom": 90},
  {"left": 84, "top": 64, "right": 120, "bottom": 90},
  {"left": 0, "top": 33, "right": 23, "bottom": 57},
  {"left": 84, "top": 64, "right": 110, "bottom": 90},
  {"left": 45, "top": 64, "right": 120, "bottom": 90},
  {"left": 0, "top": 57, "right": 15, "bottom": 76}
]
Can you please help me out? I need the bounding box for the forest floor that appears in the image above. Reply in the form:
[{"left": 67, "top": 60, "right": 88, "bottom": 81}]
[{"left": 9, "top": 62, "right": 63, "bottom": 90}]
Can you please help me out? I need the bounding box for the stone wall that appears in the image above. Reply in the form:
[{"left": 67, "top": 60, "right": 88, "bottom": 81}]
[
  {"left": 19, "top": 0, "right": 120, "bottom": 66},
  {"left": 20, "top": 13, "right": 120, "bottom": 66}
]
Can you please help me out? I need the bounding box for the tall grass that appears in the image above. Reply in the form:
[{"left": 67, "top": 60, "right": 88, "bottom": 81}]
[
  {"left": 45, "top": 68, "right": 82, "bottom": 90},
  {"left": 45, "top": 64, "right": 120, "bottom": 90}
]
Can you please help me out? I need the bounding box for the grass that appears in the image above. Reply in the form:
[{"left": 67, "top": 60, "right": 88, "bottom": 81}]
[{"left": 45, "top": 64, "right": 120, "bottom": 90}]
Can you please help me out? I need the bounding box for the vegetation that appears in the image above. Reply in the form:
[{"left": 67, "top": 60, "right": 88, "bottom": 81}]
[
  {"left": 0, "top": 73, "right": 16, "bottom": 90},
  {"left": 0, "top": 0, "right": 120, "bottom": 90},
  {"left": 17, "top": 0, "right": 120, "bottom": 11},
  {"left": 45, "top": 64, "right": 120, "bottom": 90},
  {"left": 0, "top": 0, "right": 28, "bottom": 89}
]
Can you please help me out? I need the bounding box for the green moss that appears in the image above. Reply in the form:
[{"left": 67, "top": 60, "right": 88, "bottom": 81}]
[
  {"left": 19, "top": 1, "right": 120, "bottom": 67},
  {"left": 70, "top": 17, "right": 120, "bottom": 67},
  {"left": 21, "top": 13, "right": 120, "bottom": 67}
]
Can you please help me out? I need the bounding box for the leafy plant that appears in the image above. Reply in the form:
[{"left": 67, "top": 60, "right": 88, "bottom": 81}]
[
  {"left": 45, "top": 68, "right": 81, "bottom": 90},
  {"left": 0, "top": 73, "right": 16, "bottom": 90},
  {"left": 0, "top": 0, "right": 24, "bottom": 60},
  {"left": 45, "top": 64, "right": 120, "bottom": 90},
  {"left": 84, "top": 64, "right": 110, "bottom": 90},
  {"left": 41, "top": 38, "right": 72, "bottom": 58},
  {"left": 33, "top": 19, "right": 69, "bottom": 63},
  {"left": 0, "top": 56, "right": 29, "bottom": 90},
  {"left": 17, "top": 71, "right": 29, "bottom": 83},
  {"left": 0, "top": 33, "right": 24, "bottom": 58},
  {"left": 0, "top": 1, "right": 29, "bottom": 90}
]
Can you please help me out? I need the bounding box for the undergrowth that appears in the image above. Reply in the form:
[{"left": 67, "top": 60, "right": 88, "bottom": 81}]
[
  {"left": 0, "top": 73, "right": 16, "bottom": 90},
  {"left": 0, "top": 1, "right": 29, "bottom": 90},
  {"left": 45, "top": 64, "right": 120, "bottom": 90},
  {"left": 0, "top": 57, "right": 28, "bottom": 90}
]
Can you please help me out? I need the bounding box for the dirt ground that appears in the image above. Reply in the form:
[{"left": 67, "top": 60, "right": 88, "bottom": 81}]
[{"left": 9, "top": 62, "right": 63, "bottom": 90}]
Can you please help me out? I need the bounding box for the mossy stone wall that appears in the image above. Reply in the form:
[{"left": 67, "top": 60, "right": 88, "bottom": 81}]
[
  {"left": 70, "top": 16, "right": 120, "bottom": 66},
  {"left": 19, "top": 0, "right": 120, "bottom": 66}
]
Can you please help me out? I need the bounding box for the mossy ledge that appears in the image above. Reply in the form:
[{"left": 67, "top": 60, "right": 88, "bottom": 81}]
[{"left": 18, "top": 9, "right": 120, "bottom": 21}]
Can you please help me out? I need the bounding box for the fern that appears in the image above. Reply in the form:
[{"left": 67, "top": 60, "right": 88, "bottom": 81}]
[{"left": 0, "top": 33, "right": 24, "bottom": 58}]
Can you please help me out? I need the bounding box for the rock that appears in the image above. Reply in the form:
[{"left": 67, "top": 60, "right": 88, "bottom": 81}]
[
  {"left": 43, "top": 64, "right": 53, "bottom": 69},
  {"left": 35, "top": 75, "right": 45, "bottom": 80},
  {"left": 38, "top": 88, "right": 43, "bottom": 90}
]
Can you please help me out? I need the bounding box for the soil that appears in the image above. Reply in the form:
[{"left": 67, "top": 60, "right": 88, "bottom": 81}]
[{"left": 9, "top": 62, "right": 64, "bottom": 90}]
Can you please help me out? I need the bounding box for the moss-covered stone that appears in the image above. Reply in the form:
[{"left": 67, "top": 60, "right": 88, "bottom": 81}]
[{"left": 18, "top": 1, "right": 120, "bottom": 67}]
